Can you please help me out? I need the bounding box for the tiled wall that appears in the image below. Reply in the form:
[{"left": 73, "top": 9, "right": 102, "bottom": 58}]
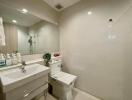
[{"left": 59, "top": 0, "right": 132, "bottom": 100}]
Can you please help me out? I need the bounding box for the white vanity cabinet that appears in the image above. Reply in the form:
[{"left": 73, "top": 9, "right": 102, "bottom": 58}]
[
  {"left": 4, "top": 75, "right": 48, "bottom": 100},
  {"left": 0, "top": 64, "right": 50, "bottom": 100}
]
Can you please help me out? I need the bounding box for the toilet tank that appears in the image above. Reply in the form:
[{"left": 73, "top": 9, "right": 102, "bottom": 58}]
[{"left": 49, "top": 60, "right": 62, "bottom": 76}]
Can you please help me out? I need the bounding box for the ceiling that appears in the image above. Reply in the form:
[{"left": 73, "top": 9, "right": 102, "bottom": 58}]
[
  {"left": 43, "top": 0, "right": 81, "bottom": 11},
  {"left": 0, "top": 0, "right": 81, "bottom": 25},
  {"left": 0, "top": 3, "right": 42, "bottom": 27}
]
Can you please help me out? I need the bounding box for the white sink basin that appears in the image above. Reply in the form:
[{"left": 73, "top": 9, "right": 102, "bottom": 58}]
[
  {"left": 5, "top": 66, "right": 38, "bottom": 79},
  {"left": 0, "top": 64, "right": 50, "bottom": 92}
]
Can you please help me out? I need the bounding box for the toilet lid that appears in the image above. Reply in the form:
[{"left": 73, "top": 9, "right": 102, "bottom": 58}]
[{"left": 51, "top": 72, "right": 77, "bottom": 85}]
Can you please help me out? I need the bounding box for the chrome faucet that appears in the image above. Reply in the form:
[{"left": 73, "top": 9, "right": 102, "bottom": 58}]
[{"left": 19, "top": 61, "right": 26, "bottom": 73}]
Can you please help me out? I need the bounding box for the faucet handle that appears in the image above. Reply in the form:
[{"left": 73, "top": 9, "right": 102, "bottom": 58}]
[{"left": 22, "top": 61, "right": 26, "bottom": 66}]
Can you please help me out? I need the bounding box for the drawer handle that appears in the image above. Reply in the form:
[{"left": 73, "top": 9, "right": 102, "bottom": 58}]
[
  {"left": 22, "top": 81, "right": 48, "bottom": 99},
  {"left": 24, "top": 92, "right": 30, "bottom": 98}
]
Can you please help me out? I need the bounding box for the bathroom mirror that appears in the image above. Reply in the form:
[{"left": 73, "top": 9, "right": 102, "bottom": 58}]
[{"left": 0, "top": 3, "right": 59, "bottom": 55}]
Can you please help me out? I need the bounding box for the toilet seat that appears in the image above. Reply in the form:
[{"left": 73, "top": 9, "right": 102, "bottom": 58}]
[{"left": 51, "top": 71, "right": 77, "bottom": 86}]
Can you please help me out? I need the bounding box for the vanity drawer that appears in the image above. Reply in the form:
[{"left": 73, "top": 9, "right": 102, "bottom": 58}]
[{"left": 5, "top": 75, "right": 48, "bottom": 100}]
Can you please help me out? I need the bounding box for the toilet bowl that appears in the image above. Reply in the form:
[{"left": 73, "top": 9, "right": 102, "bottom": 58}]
[{"left": 49, "top": 60, "right": 77, "bottom": 100}]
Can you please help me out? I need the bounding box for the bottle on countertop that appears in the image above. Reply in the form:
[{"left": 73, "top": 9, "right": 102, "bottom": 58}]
[
  {"left": 0, "top": 53, "right": 6, "bottom": 66},
  {"left": 11, "top": 53, "right": 18, "bottom": 65},
  {"left": 6, "top": 54, "right": 12, "bottom": 66},
  {"left": 16, "top": 53, "right": 22, "bottom": 63}
]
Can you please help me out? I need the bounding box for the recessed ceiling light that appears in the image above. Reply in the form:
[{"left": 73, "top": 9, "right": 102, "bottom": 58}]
[
  {"left": 88, "top": 11, "right": 92, "bottom": 15},
  {"left": 21, "top": 8, "right": 28, "bottom": 14},
  {"left": 12, "top": 20, "right": 17, "bottom": 23}
]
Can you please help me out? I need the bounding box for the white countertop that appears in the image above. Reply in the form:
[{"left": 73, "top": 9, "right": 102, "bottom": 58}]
[
  {"left": 0, "top": 64, "right": 49, "bottom": 92},
  {"left": 0, "top": 58, "right": 44, "bottom": 72}
]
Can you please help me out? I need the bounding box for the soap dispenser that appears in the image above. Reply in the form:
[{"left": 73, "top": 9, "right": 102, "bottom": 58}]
[{"left": 6, "top": 54, "right": 12, "bottom": 66}]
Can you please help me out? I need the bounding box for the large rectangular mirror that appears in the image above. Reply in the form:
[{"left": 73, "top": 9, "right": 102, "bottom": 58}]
[{"left": 0, "top": 3, "right": 59, "bottom": 55}]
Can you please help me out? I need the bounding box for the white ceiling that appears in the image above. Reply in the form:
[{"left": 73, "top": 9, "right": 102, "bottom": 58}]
[
  {"left": 43, "top": 0, "right": 80, "bottom": 11},
  {"left": 0, "top": 0, "right": 81, "bottom": 24},
  {"left": 0, "top": 0, "right": 58, "bottom": 25},
  {"left": 0, "top": 3, "right": 42, "bottom": 27}
]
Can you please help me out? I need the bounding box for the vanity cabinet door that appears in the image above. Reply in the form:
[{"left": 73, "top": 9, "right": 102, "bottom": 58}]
[{"left": 5, "top": 75, "right": 48, "bottom": 100}]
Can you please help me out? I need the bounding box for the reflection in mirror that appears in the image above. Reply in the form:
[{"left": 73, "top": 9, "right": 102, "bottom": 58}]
[{"left": 0, "top": 3, "right": 59, "bottom": 55}]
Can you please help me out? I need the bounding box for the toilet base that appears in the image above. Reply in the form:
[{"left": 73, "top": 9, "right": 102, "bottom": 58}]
[
  {"left": 50, "top": 77, "right": 75, "bottom": 100},
  {"left": 60, "top": 89, "right": 73, "bottom": 100}
]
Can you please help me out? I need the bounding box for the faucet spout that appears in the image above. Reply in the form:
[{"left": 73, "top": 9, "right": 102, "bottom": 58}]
[{"left": 20, "top": 61, "right": 26, "bottom": 73}]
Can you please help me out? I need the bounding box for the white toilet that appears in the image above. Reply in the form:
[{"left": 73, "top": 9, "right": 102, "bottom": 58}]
[{"left": 49, "top": 60, "right": 77, "bottom": 100}]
